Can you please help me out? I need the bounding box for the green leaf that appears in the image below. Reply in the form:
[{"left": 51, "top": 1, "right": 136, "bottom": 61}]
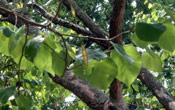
[
  {"left": 0, "top": 86, "right": 16, "bottom": 104},
  {"left": 8, "top": 26, "right": 25, "bottom": 55},
  {"left": 111, "top": 45, "right": 142, "bottom": 86},
  {"left": 141, "top": 52, "right": 162, "bottom": 72},
  {"left": 131, "top": 33, "right": 149, "bottom": 48},
  {"left": 132, "top": 84, "right": 139, "bottom": 92},
  {"left": 145, "top": 47, "right": 156, "bottom": 58},
  {"left": 3, "top": 28, "right": 15, "bottom": 38},
  {"left": 74, "top": 60, "right": 98, "bottom": 79},
  {"left": 158, "top": 23, "right": 175, "bottom": 52},
  {"left": 88, "top": 58, "right": 117, "bottom": 89},
  {"left": 8, "top": 26, "right": 26, "bottom": 62},
  {"left": 20, "top": 57, "right": 34, "bottom": 70},
  {"left": 65, "top": 42, "right": 76, "bottom": 59},
  {"left": 66, "top": 42, "right": 74, "bottom": 53},
  {"left": 25, "top": 36, "right": 44, "bottom": 62},
  {"left": 0, "top": 32, "right": 10, "bottom": 55},
  {"left": 164, "top": 7, "right": 175, "bottom": 22},
  {"left": 43, "top": 37, "right": 63, "bottom": 53},
  {"left": 136, "top": 23, "right": 166, "bottom": 42},
  {"left": 44, "top": 37, "right": 57, "bottom": 49},
  {"left": 16, "top": 95, "right": 31, "bottom": 110},
  {"left": 111, "top": 42, "right": 134, "bottom": 64},
  {"left": 51, "top": 51, "right": 65, "bottom": 75},
  {"left": 34, "top": 43, "right": 54, "bottom": 74},
  {"left": 75, "top": 48, "right": 107, "bottom": 62}
]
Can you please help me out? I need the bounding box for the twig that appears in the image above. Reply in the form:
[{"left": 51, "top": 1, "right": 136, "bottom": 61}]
[
  {"left": 22, "top": 0, "right": 28, "bottom": 14},
  {"left": 0, "top": 17, "right": 9, "bottom": 21},
  {"left": 62, "top": 30, "right": 132, "bottom": 41},
  {"left": 43, "top": 0, "right": 53, "bottom": 7},
  {"left": 17, "top": 24, "right": 29, "bottom": 95},
  {"left": 61, "top": 37, "right": 68, "bottom": 77},
  {"left": 47, "top": 0, "right": 64, "bottom": 27},
  {"left": 12, "top": 9, "right": 18, "bottom": 28},
  {"left": 0, "top": 6, "right": 46, "bottom": 28}
]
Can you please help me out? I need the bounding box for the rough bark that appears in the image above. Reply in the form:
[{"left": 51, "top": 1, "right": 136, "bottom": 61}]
[
  {"left": 63, "top": 0, "right": 108, "bottom": 38},
  {"left": 110, "top": 79, "right": 127, "bottom": 110},
  {"left": 29, "top": 2, "right": 110, "bottom": 48},
  {"left": 138, "top": 67, "right": 175, "bottom": 110},
  {"left": 109, "top": 0, "right": 126, "bottom": 44},
  {"left": 28, "top": 2, "right": 93, "bottom": 36},
  {"left": 48, "top": 71, "right": 121, "bottom": 110},
  {"left": 109, "top": 0, "right": 127, "bottom": 109}
]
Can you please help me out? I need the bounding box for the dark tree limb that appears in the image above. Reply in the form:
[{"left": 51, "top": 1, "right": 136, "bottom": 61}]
[
  {"left": 48, "top": 71, "right": 122, "bottom": 110},
  {"left": 28, "top": 2, "right": 93, "bottom": 37},
  {"left": 63, "top": 0, "right": 108, "bottom": 38},
  {"left": 109, "top": 0, "right": 126, "bottom": 44},
  {"left": 138, "top": 67, "right": 175, "bottom": 110},
  {"left": 28, "top": 2, "right": 110, "bottom": 48},
  {"left": 109, "top": 0, "right": 127, "bottom": 109}
]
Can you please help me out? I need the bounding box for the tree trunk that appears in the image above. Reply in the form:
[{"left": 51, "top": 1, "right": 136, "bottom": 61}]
[{"left": 109, "top": 0, "right": 127, "bottom": 109}]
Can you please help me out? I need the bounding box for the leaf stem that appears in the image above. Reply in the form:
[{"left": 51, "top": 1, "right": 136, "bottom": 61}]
[{"left": 17, "top": 24, "right": 29, "bottom": 95}]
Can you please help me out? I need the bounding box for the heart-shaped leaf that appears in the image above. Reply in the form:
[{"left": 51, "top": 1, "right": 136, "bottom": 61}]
[{"left": 136, "top": 23, "right": 166, "bottom": 42}]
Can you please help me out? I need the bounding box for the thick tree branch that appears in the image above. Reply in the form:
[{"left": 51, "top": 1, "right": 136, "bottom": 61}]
[
  {"left": 0, "top": 2, "right": 110, "bottom": 48},
  {"left": 109, "top": 0, "right": 127, "bottom": 109},
  {"left": 63, "top": 0, "right": 108, "bottom": 38},
  {"left": 138, "top": 67, "right": 175, "bottom": 110},
  {"left": 28, "top": 2, "right": 93, "bottom": 36},
  {"left": 48, "top": 71, "right": 121, "bottom": 110},
  {"left": 29, "top": 2, "right": 110, "bottom": 48},
  {"left": 109, "top": 0, "right": 126, "bottom": 44}
]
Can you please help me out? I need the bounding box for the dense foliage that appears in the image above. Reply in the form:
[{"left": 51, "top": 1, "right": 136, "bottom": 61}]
[{"left": 0, "top": 0, "right": 175, "bottom": 109}]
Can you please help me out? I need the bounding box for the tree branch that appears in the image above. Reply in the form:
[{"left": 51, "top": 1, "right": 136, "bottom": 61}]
[
  {"left": 109, "top": 0, "right": 126, "bottom": 44},
  {"left": 43, "top": 0, "right": 53, "bottom": 7},
  {"left": 28, "top": 2, "right": 93, "bottom": 36},
  {"left": 63, "top": 0, "right": 108, "bottom": 38},
  {"left": 29, "top": 2, "right": 110, "bottom": 48},
  {"left": 138, "top": 67, "right": 175, "bottom": 110},
  {"left": 48, "top": 71, "right": 121, "bottom": 110},
  {"left": 109, "top": 0, "right": 127, "bottom": 109}
]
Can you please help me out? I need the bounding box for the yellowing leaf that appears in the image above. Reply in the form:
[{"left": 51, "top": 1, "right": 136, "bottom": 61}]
[
  {"left": 72, "top": 47, "right": 76, "bottom": 53},
  {"left": 17, "top": 2, "right": 23, "bottom": 8},
  {"left": 144, "top": 0, "right": 148, "bottom": 4},
  {"left": 81, "top": 44, "right": 88, "bottom": 65},
  {"left": 70, "top": 29, "right": 76, "bottom": 34},
  {"left": 148, "top": 3, "right": 152, "bottom": 9},
  {"left": 161, "top": 51, "right": 169, "bottom": 61},
  {"left": 70, "top": 6, "right": 76, "bottom": 17},
  {"left": 142, "top": 14, "right": 146, "bottom": 19}
]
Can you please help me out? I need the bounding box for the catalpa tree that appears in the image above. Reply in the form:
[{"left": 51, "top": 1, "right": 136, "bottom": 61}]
[{"left": 0, "top": 0, "right": 175, "bottom": 110}]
